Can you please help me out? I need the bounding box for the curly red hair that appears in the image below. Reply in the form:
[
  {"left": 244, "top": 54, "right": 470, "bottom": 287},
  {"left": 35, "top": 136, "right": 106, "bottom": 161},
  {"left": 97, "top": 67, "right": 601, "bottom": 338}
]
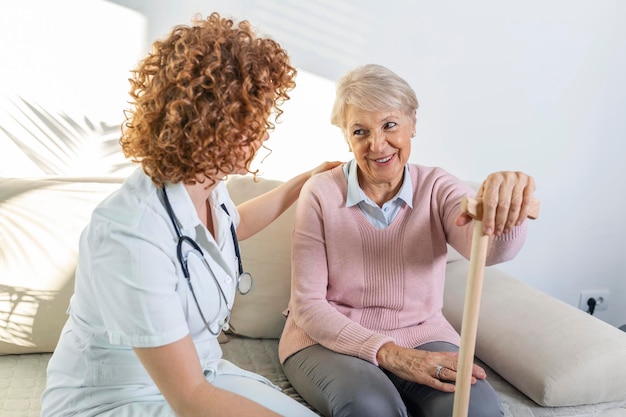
[{"left": 120, "top": 12, "right": 296, "bottom": 186}]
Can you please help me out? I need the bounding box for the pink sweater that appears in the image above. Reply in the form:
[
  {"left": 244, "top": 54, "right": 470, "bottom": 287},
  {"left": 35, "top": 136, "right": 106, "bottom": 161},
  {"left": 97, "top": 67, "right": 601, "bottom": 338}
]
[{"left": 278, "top": 164, "right": 527, "bottom": 365}]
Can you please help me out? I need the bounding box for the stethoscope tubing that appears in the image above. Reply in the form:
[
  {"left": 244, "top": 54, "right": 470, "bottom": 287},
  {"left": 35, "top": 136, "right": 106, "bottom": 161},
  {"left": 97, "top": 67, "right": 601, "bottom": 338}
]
[{"left": 160, "top": 186, "right": 250, "bottom": 335}]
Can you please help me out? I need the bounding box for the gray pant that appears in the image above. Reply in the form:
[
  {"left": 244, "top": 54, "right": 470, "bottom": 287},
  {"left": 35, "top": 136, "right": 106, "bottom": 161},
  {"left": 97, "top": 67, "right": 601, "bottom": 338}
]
[{"left": 282, "top": 342, "right": 504, "bottom": 417}]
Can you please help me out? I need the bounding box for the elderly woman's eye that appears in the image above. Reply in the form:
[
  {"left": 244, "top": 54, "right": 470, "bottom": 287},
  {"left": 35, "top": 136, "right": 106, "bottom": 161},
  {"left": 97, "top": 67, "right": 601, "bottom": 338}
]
[
  {"left": 353, "top": 129, "right": 365, "bottom": 136},
  {"left": 384, "top": 122, "right": 397, "bottom": 129}
]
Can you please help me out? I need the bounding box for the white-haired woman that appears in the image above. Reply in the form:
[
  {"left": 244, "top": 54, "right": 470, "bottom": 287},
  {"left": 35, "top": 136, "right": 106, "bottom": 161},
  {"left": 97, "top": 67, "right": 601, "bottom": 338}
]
[{"left": 279, "top": 64, "right": 536, "bottom": 417}]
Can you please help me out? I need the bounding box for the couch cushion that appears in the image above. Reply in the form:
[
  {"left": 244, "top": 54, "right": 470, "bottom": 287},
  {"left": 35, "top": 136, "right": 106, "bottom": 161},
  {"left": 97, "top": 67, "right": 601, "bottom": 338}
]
[
  {"left": 0, "top": 177, "right": 124, "bottom": 354},
  {"left": 226, "top": 175, "right": 295, "bottom": 339},
  {"left": 443, "top": 259, "right": 626, "bottom": 407}
]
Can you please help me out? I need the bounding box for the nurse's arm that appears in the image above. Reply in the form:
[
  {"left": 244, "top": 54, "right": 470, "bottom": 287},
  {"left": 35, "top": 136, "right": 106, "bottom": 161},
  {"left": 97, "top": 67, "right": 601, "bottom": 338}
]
[
  {"left": 133, "top": 334, "right": 281, "bottom": 417},
  {"left": 236, "top": 161, "right": 341, "bottom": 240}
]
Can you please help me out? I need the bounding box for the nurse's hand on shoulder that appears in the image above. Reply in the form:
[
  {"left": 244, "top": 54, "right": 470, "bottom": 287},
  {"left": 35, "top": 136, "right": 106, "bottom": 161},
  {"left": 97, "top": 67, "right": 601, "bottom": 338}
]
[
  {"left": 455, "top": 171, "right": 536, "bottom": 236},
  {"left": 308, "top": 161, "right": 343, "bottom": 177},
  {"left": 376, "top": 342, "right": 486, "bottom": 392}
]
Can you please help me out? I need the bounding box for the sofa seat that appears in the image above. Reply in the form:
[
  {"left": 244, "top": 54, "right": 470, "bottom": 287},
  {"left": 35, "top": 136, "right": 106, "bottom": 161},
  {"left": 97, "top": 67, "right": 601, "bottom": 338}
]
[{"left": 2, "top": 336, "right": 626, "bottom": 417}]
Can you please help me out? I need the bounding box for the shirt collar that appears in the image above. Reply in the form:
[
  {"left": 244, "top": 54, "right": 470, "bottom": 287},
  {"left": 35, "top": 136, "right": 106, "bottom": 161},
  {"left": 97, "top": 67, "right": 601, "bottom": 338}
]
[
  {"left": 161, "top": 179, "right": 230, "bottom": 235},
  {"left": 343, "top": 159, "right": 413, "bottom": 208}
]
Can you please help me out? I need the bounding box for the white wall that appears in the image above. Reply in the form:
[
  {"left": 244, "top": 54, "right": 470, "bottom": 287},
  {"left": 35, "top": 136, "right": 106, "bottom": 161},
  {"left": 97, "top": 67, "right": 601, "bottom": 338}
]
[
  {"left": 0, "top": 1, "right": 146, "bottom": 124},
  {"left": 0, "top": 0, "right": 146, "bottom": 176},
  {"left": 3, "top": 0, "right": 625, "bottom": 327}
]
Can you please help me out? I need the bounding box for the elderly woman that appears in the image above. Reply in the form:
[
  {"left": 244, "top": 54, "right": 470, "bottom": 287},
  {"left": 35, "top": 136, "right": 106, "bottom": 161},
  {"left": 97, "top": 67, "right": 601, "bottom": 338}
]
[
  {"left": 279, "top": 64, "right": 536, "bottom": 417},
  {"left": 41, "top": 13, "right": 337, "bottom": 417}
]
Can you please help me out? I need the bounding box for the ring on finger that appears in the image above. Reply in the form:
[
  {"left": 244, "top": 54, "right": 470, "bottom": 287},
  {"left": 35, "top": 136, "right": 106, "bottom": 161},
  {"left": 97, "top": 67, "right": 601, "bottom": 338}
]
[{"left": 435, "top": 365, "right": 444, "bottom": 380}]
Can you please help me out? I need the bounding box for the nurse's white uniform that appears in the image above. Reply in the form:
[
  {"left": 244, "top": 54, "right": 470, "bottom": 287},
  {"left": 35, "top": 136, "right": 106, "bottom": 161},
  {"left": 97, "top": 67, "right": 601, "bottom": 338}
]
[{"left": 41, "top": 169, "right": 316, "bottom": 417}]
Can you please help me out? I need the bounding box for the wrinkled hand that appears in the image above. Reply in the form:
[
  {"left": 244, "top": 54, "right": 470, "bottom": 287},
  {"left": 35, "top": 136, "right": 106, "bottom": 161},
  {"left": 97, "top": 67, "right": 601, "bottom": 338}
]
[
  {"left": 455, "top": 171, "right": 536, "bottom": 236},
  {"left": 309, "top": 161, "right": 343, "bottom": 177},
  {"left": 376, "top": 343, "right": 486, "bottom": 392}
]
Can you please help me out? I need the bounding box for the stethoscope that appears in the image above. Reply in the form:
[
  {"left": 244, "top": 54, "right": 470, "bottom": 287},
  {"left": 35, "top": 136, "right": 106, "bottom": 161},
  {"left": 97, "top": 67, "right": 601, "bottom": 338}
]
[{"left": 161, "top": 186, "right": 253, "bottom": 335}]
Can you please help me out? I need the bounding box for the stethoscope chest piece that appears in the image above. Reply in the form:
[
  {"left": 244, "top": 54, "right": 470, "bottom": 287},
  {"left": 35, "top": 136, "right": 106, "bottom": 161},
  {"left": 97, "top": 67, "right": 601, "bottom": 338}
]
[{"left": 237, "top": 271, "right": 253, "bottom": 295}]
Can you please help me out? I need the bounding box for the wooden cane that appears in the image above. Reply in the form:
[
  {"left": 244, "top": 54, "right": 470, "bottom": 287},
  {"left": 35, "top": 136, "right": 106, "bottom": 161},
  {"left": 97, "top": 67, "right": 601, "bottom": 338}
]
[{"left": 452, "top": 197, "right": 539, "bottom": 417}]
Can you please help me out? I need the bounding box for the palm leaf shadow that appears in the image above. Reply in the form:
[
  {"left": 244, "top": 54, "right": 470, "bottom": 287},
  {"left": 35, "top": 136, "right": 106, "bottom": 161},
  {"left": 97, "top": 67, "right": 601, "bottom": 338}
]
[
  {"left": 0, "top": 94, "right": 132, "bottom": 350},
  {"left": 0, "top": 96, "right": 132, "bottom": 176}
]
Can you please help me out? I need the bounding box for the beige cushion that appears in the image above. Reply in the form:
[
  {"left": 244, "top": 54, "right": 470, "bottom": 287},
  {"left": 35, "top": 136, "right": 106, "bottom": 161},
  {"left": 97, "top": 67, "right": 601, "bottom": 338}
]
[
  {"left": 443, "top": 260, "right": 626, "bottom": 407},
  {"left": 226, "top": 175, "right": 296, "bottom": 339},
  {"left": 0, "top": 177, "right": 123, "bottom": 354}
]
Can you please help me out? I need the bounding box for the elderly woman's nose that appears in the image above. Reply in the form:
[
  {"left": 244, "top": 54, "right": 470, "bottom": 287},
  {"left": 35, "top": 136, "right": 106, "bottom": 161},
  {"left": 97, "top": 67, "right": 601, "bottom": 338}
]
[{"left": 369, "top": 131, "right": 387, "bottom": 150}]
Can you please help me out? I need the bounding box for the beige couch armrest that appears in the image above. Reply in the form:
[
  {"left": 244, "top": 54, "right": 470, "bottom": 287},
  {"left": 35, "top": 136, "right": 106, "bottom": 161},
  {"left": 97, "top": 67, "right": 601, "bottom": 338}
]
[{"left": 443, "top": 259, "right": 626, "bottom": 407}]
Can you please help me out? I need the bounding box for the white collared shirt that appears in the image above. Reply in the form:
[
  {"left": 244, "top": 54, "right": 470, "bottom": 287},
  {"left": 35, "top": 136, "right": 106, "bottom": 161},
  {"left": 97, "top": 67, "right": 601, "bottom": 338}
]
[
  {"left": 43, "top": 168, "right": 246, "bottom": 415},
  {"left": 343, "top": 159, "right": 413, "bottom": 229}
]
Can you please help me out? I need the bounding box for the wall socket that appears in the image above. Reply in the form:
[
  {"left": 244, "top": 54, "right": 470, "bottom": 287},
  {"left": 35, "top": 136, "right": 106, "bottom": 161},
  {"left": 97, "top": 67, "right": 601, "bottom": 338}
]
[{"left": 578, "top": 289, "right": 610, "bottom": 312}]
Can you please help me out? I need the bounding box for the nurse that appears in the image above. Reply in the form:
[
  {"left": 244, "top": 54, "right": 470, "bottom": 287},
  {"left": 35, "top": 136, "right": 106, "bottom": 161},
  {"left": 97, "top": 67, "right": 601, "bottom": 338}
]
[{"left": 41, "top": 12, "right": 337, "bottom": 417}]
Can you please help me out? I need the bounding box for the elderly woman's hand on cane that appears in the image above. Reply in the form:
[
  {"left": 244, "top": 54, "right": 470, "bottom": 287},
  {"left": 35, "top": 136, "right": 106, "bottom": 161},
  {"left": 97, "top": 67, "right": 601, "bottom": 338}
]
[{"left": 455, "top": 171, "right": 537, "bottom": 236}]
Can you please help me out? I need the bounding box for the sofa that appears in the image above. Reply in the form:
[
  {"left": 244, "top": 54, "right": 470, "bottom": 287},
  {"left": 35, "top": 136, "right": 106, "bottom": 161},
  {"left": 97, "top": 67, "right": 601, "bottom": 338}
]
[{"left": 2, "top": 173, "right": 626, "bottom": 417}]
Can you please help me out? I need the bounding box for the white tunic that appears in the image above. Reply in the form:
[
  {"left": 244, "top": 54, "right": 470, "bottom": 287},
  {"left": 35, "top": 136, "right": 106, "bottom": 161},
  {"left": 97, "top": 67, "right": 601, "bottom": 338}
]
[{"left": 41, "top": 169, "right": 273, "bottom": 416}]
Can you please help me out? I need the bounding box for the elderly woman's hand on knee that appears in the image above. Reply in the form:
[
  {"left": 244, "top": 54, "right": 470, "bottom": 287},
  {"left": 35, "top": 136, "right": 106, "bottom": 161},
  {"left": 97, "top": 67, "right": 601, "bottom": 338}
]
[{"left": 375, "top": 342, "right": 486, "bottom": 392}]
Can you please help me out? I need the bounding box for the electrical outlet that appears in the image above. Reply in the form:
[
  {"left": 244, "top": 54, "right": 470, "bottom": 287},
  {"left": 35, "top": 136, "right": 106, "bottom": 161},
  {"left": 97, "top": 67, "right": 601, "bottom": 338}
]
[{"left": 578, "top": 289, "right": 610, "bottom": 312}]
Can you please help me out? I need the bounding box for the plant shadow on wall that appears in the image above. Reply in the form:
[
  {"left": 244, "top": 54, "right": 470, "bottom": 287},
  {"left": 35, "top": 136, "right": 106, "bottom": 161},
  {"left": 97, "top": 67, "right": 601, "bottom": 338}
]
[
  {"left": 0, "top": 97, "right": 132, "bottom": 353},
  {"left": 0, "top": 96, "right": 131, "bottom": 177}
]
